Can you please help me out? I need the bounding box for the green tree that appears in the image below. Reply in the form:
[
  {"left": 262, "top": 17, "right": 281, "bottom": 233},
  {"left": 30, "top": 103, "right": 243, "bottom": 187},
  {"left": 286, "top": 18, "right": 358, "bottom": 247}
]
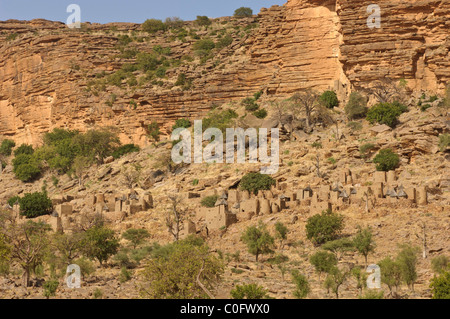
[
  {"left": 373, "top": 149, "right": 400, "bottom": 171},
  {"left": 0, "top": 233, "right": 11, "bottom": 275},
  {"left": 396, "top": 244, "right": 420, "bottom": 291},
  {"left": 172, "top": 118, "right": 191, "bottom": 131},
  {"left": 13, "top": 162, "right": 41, "bottom": 182},
  {"left": 71, "top": 128, "right": 120, "bottom": 164},
  {"left": 430, "top": 271, "right": 450, "bottom": 299},
  {"left": 241, "top": 222, "right": 275, "bottom": 262},
  {"left": 0, "top": 220, "right": 51, "bottom": 287},
  {"left": 291, "top": 270, "right": 310, "bottom": 299},
  {"left": 73, "top": 156, "right": 92, "bottom": 187},
  {"left": 201, "top": 195, "right": 219, "bottom": 208},
  {"left": 305, "top": 210, "right": 345, "bottom": 246},
  {"left": 230, "top": 283, "right": 270, "bottom": 299},
  {"left": 19, "top": 191, "right": 53, "bottom": 218},
  {"left": 310, "top": 251, "right": 337, "bottom": 280},
  {"left": 142, "top": 19, "right": 166, "bottom": 33},
  {"left": 52, "top": 232, "right": 84, "bottom": 265},
  {"left": 234, "top": 7, "right": 253, "bottom": 18},
  {"left": 345, "top": 92, "right": 367, "bottom": 119},
  {"left": 148, "top": 122, "right": 161, "bottom": 142},
  {"left": 43, "top": 279, "right": 59, "bottom": 299},
  {"left": 239, "top": 172, "right": 276, "bottom": 195},
  {"left": 122, "top": 229, "right": 150, "bottom": 249},
  {"left": 81, "top": 225, "right": 120, "bottom": 267},
  {"left": 320, "top": 90, "right": 339, "bottom": 109},
  {"left": 140, "top": 236, "right": 223, "bottom": 298},
  {"left": 378, "top": 256, "right": 402, "bottom": 294},
  {"left": 322, "top": 238, "right": 354, "bottom": 260},
  {"left": 353, "top": 226, "right": 376, "bottom": 266},
  {"left": 275, "top": 222, "right": 288, "bottom": 249}
]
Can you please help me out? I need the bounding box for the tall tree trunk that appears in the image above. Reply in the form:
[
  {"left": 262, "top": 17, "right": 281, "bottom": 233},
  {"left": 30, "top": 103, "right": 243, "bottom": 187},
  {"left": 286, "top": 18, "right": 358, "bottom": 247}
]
[{"left": 22, "top": 268, "right": 30, "bottom": 287}]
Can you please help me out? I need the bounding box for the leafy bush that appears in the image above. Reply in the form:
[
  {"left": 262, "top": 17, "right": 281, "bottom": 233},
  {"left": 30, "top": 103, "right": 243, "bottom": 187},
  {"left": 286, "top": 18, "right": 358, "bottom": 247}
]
[
  {"left": 140, "top": 236, "right": 223, "bottom": 298},
  {"left": 174, "top": 73, "right": 186, "bottom": 86},
  {"left": 122, "top": 229, "right": 150, "bottom": 249},
  {"left": 81, "top": 225, "right": 120, "bottom": 266},
  {"left": 0, "top": 139, "right": 16, "bottom": 156},
  {"left": 320, "top": 91, "right": 339, "bottom": 109},
  {"left": 439, "top": 133, "right": 450, "bottom": 152},
  {"left": 239, "top": 172, "right": 276, "bottom": 195},
  {"left": 136, "top": 52, "right": 161, "bottom": 72},
  {"left": 216, "top": 35, "right": 233, "bottom": 49},
  {"left": 352, "top": 226, "right": 376, "bottom": 265},
  {"left": 234, "top": 7, "right": 253, "bottom": 18},
  {"left": 373, "top": 149, "right": 400, "bottom": 171},
  {"left": 112, "top": 144, "right": 140, "bottom": 159},
  {"left": 14, "top": 144, "right": 34, "bottom": 156},
  {"left": 201, "top": 195, "right": 219, "bottom": 208},
  {"left": 366, "top": 102, "right": 408, "bottom": 128},
  {"left": 13, "top": 157, "right": 41, "bottom": 182},
  {"left": 241, "top": 222, "right": 274, "bottom": 262},
  {"left": 420, "top": 104, "right": 432, "bottom": 112},
  {"left": 253, "top": 109, "right": 267, "bottom": 119},
  {"left": 6, "top": 33, "right": 18, "bottom": 41},
  {"left": 230, "top": 283, "right": 270, "bottom": 299},
  {"left": 305, "top": 210, "right": 345, "bottom": 246},
  {"left": 378, "top": 256, "right": 402, "bottom": 293},
  {"left": 172, "top": 118, "right": 191, "bottom": 131},
  {"left": 359, "top": 289, "right": 384, "bottom": 299},
  {"left": 195, "top": 16, "right": 212, "bottom": 27},
  {"left": 155, "top": 66, "right": 166, "bottom": 78},
  {"left": 310, "top": 251, "right": 338, "bottom": 278},
  {"left": 7, "top": 196, "right": 21, "bottom": 207},
  {"left": 345, "top": 92, "right": 367, "bottom": 119},
  {"left": 241, "top": 97, "right": 259, "bottom": 111},
  {"left": 142, "top": 19, "right": 166, "bottom": 33},
  {"left": 193, "top": 39, "right": 215, "bottom": 52},
  {"left": 43, "top": 279, "right": 59, "bottom": 298},
  {"left": 291, "top": 270, "right": 310, "bottom": 299},
  {"left": 202, "top": 109, "right": 238, "bottom": 133},
  {"left": 19, "top": 191, "right": 53, "bottom": 218},
  {"left": 431, "top": 255, "right": 449, "bottom": 274},
  {"left": 359, "top": 143, "right": 376, "bottom": 159},
  {"left": 119, "top": 267, "right": 132, "bottom": 283},
  {"left": 164, "top": 17, "right": 184, "bottom": 29},
  {"left": 430, "top": 271, "right": 450, "bottom": 299},
  {"left": 147, "top": 122, "right": 161, "bottom": 141}
]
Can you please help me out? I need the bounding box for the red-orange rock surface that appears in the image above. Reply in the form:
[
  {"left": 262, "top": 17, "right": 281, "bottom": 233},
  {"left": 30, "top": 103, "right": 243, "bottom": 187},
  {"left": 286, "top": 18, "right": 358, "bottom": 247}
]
[{"left": 0, "top": 0, "right": 448, "bottom": 147}]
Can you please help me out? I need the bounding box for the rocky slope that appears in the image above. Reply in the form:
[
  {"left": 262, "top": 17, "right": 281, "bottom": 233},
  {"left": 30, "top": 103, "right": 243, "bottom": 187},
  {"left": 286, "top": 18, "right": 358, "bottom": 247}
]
[{"left": 0, "top": 0, "right": 449, "bottom": 147}]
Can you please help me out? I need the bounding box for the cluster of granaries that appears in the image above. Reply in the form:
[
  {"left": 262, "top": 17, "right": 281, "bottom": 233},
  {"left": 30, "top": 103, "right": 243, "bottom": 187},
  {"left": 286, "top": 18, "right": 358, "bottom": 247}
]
[{"left": 180, "top": 170, "right": 428, "bottom": 238}]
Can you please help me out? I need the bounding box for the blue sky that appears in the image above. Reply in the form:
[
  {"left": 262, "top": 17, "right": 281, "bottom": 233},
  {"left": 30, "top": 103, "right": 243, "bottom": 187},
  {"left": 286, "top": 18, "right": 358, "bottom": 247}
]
[{"left": 0, "top": 0, "right": 286, "bottom": 24}]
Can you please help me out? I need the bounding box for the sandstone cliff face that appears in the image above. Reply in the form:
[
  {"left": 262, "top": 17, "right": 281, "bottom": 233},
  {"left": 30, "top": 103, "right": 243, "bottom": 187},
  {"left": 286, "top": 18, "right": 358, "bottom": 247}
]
[{"left": 0, "top": 0, "right": 448, "bottom": 147}]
